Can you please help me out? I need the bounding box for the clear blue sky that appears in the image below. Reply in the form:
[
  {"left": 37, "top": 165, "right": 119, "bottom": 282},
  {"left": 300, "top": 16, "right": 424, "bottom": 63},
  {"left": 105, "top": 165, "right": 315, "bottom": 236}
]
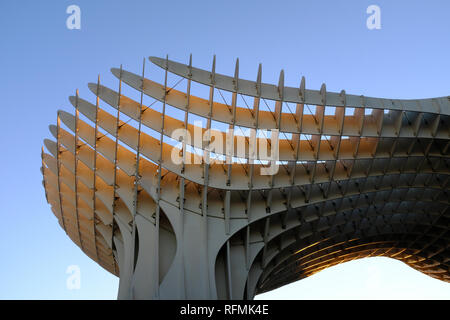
[{"left": 1, "top": 0, "right": 449, "bottom": 299}]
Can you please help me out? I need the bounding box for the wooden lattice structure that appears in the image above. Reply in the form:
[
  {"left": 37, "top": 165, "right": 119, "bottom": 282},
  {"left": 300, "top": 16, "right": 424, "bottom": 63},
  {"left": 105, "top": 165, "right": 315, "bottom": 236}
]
[{"left": 41, "top": 55, "right": 450, "bottom": 299}]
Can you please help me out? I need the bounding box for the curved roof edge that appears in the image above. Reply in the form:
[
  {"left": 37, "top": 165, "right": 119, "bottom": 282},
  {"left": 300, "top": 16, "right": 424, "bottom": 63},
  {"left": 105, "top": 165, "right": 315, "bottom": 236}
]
[{"left": 149, "top": 56, "right": 450, "bottom": 116}]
